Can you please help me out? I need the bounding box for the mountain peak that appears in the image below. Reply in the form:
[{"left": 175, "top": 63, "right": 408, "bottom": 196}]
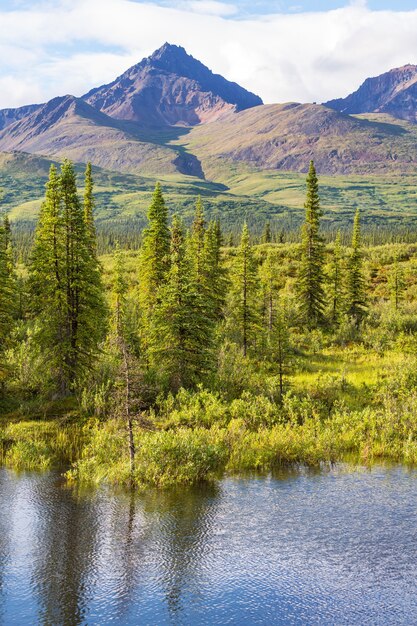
[
  {"left": 150, "top": 42, "right": 187, "bottom": 60},
  {"left": 325, "top": 64, "right": 417, "bottom": 123},
  {"left": 388, "top": 64, "right": 417, "bottom": 74},
  {"left": 146, "top": 42, "right": 204, "bottom": 74},
  {"left": 84, "top": 43, "right": 262, "bottom": 126}
]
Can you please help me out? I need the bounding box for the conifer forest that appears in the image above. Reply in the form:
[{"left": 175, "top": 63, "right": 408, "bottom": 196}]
[{"left": 1, "top": 158, "right": 417, "bottom": 486}]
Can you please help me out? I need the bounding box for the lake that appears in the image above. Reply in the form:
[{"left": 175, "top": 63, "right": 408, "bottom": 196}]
[{"left": 0, "top": 465, "right": 416, "bottom": 625}]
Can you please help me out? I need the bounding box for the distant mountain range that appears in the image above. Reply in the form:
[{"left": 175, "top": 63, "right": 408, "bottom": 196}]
[
  {"left": 325, "top": 64, "right": 417, "bottom": 123},
  {"left": 1, "top": 44, "right": 417, "bottom": 229},
  {"left": 1, "top": 44, "right": 417, "bottom": 179},
  {"left": 0, "top": 45, "right": 417, "bottom": 181}
]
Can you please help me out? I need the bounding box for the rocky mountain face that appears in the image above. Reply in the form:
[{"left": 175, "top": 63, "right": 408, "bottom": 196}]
[
  {"left": 0, "top": 94, "right": 204, "bottom": 177},
  {"left": 0, "top": 96, "right": 106, "bottom": 150},
  {"left": 83, "top": 43, "right": 263, "bottom": 126},
  {"left": 325, "top": 65, "right": 417, "bottom": 123},
  {"left": 0, "top": 104, "right": 41, "bottom": 131},
  {"left": 182, "top": 102, "right": 417, "bottom": 175}
]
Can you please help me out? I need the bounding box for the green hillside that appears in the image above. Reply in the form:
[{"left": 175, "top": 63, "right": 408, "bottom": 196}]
[{"left": 2, "top": 148, "right": 417, "bottom": 244}]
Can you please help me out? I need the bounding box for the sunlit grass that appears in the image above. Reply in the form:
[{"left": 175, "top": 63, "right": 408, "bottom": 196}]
[
  {"left": 0, "top": 420, "right": 88, "bottom": 470},
  {"left": 292, "top": 348, "right": 404, "bottom": 388}
]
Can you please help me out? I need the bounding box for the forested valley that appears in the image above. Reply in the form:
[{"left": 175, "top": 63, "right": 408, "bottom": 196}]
[{"left": 1, "top": 159, "right": 417, "bottom": 487}]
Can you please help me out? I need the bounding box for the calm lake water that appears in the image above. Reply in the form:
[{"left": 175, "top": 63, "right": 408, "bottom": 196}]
[{"left": 0, "top": 465, "right": 416, "bottom": 626}]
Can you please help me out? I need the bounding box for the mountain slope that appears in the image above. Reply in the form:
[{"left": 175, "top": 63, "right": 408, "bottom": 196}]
[
  {"left": 3, "top": 150, "right": 417, "bottom": 235},
  {"left": 178, "top": 102, "right": 417, "bottom": 176},
  {"left": 0, "top": 95, "right": 204, "bottom": 177},
  {"left": 84, "top": 42, "right": 263, "bottom": 126},
  {"left": 0, "top": 104, "right": 41, "bottom": 131},
  {"left": 1, "top": 49, "right": 417, "bottom": 186},
  {"left": 325, "top": 65, "right": 417, "bottom": 123}
]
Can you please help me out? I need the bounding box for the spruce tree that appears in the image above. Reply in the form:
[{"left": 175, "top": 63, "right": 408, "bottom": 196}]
[
  {"left": 30, "top": 160, "right": 107, "bottom": 394},
  {"left": 262, "top": 221, "right": 272, "bottom": 244},
  {"left": 330, "top": 231, "right": 343, "bottom": 324},
  {"left": 214, "top": 219, "right": 223, "bottom": 252},
  {"left": 140, "top": 183, "right": 171, "bottom": 309},
  {"left": 259, "top": 250, "right": 282, "bottom": 339},
  {"left": 83, "top": 162, "right": 97, "bottom": 253},
  {"left": 111, "top": 244, "right": 136, "bottom": 472},
  {"left": 297, "top": 161, "right": 326, "bottom": 327},
  {"left": 3, "top": 214, "right": 11, "bottom": 249},
  {"left": 62, "top": 159, "right": 107, "bottom": 386},
  {"left": 189, "top": 196, "right": 206, "bottom": 283},
  {"left": 150, "top": 216, "right": 214, "bottom": 391},
  {"left": 346, "top": 208, "right": 367, "bottom": 325},
  {"left": 388, "top": 253, "right": 405, "bottom": 311},
  {"left": 0, "top": 220, "right": 15, "bottom": 383},
  {"left": 201, "top": 220, "right": 227, "bottom": 319},
  {"left": 228, "top": 223, "right": 259, "bottom": 356},
  {"left": 30, "top": 164, "right": 66, "bottom": 390}
]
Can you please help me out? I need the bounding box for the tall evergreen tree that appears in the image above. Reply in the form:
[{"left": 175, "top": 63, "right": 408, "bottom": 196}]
[
  {"left": 61, "top": 159, "right": 107, "bottom": 387},
  {"left": 150, "top": 216, "right": 214, "bottom": 391},
  {"left": 3, "top": 215, "right": 15, "bottom": 286},
  {"left": 228, "top": 223, "right": 259, "bottom": 356},
  {"left": 30, "top": 160, "right": 107, "bottom": 394},
  {"left": 83, "top": 162, "right": 97, "bottom": 253},
  {"left": 346, "top": 208, "right": 367, "bottom": 325},
  {"left": 330, "top": 231, "right": 343, "bottom": 324},
  {"left": 259, "top": 250, "right": 282, "bottom": 338},
  {"left": 3, "top": 214, "right": 11, "bottom": 249},
  {"left": 0, "top": 220, "right": 15, "bottom": 384},
  {"left": 111, "top": 244, "right": 137, "bottom": 473},
  {"left": 297, "top": 161, "right": 326, "bottom": 327},
  {"left": 139, "top": 183, "right": 171, "bottom": 309},
  {"left": 30, "top": 164, "right": 66, "bottom": 390},
  {"left": 201, "top": 220, "right": 227, "bottom": 319},
  {"left": 189, "top": 196, "right": 206, "bottom": 283},
  {"left": 214, "top": 219, "right": 223, "bottom": 252}
]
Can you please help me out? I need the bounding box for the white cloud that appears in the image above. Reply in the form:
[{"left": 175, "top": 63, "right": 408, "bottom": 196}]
[
  {"left": 0, "top": 0, "right": 416, "bottom": 108},
  {"left": 181, "top": 1, "right": 239, "bottom": 16}
]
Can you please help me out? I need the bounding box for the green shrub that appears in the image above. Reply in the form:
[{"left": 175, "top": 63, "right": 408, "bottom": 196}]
[
  {"left": 229, "top": 391, "right": 282, "bottom": 429},
  {"left": 134, "top": 428, "right": 228, "bottom": 487},
  {"left": 155, "top": 387, "right": 229, "bottom": 429}
]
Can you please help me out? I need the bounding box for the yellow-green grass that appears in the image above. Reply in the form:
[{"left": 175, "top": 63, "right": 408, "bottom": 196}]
[
  {"left": 0, "top": 419, "right": 87, "bottom": 470},
  {"left": 293, "top": 348, "right": 403, "bottom": 388}
]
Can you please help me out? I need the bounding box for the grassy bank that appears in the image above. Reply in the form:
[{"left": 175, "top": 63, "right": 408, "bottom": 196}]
[{"left": 2, "top": 355, "right": 417, "bottom": 487}]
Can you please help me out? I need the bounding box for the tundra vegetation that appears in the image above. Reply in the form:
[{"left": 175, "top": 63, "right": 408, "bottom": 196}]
[{"left": 1, "top": 159, "right": 417, "bottom": 488}]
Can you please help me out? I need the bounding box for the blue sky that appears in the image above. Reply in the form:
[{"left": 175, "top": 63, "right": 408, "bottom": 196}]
[
  {"left": 4, "top": 0, "right": 417, "bottom": 13},
  {"left": 0, "top": 0, "right": 417, "bottom": 109},
  {"left": 154, "top": 0, "right": 417, "bottom": 13}
]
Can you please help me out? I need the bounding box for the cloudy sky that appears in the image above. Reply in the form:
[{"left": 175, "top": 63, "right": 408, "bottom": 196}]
[{"left": 0, "top": 0, "right": 417, "bottom": 109}]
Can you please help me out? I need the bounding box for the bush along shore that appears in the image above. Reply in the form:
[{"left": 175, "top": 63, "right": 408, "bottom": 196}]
[{"left": 1, "top": 159, "right": 417, "bottom": 487}]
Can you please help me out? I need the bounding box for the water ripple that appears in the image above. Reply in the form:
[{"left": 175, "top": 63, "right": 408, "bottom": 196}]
[{"left": 0, "top": 465, "right": 416, "bottom": 625}]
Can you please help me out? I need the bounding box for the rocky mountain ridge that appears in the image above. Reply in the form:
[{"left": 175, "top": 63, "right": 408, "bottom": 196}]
[
  {"left": 325, "top": 64, "right": 417, "bottom": 123},
  {"left": 0, "top": 47, "right": 417, "bottom": 178},
  {"left": 83, "top": 42, "right": 263, "bottom": 126}
]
